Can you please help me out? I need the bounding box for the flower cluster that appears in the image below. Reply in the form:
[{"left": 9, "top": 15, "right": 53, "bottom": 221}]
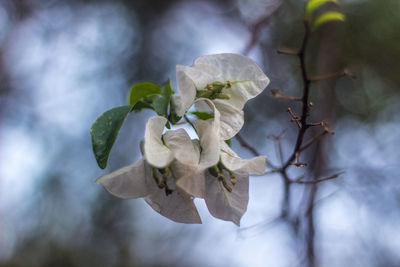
[{"left": 97, "top": 53, "right": 270, "bottom": 225}]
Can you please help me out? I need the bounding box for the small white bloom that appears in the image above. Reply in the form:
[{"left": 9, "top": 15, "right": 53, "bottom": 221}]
[
  {"left": 204, "top": 170, "right": 249, "bottom": 226},
  {"left": 97, "top": 158, "right": 202, "bottom": 224},
  {"left": 144, "top": 116, "right": 199, "bottom": 168},
  {"left": 96, "top": 158, "right": 153, "bottom": 199},
  {"left": 175, "top": 53, "right": 270, "bottom": 139},
  {"left": 175, "top": 123, "right": 267, "bottom": 226},
  {"left": 97, "top": 115, "right": 209, "bottom": 223},
  {"left": 96, "top": 103, "right": 220, "bottom": 224}
]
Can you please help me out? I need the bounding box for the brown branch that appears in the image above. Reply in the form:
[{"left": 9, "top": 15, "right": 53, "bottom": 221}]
[
  {"left": 242, "top": 2, "right": 284, "bottom": 54},
  {"left": 236, "top": 133, "right": 277, "bottom": 170},
  {"left": 287, "top": 107, "right": 302, "bottom": 128},
  {"left": 299, "top": 130, "right": 328, "bottom": 152},
  {"left": 277, "top": 21, "right": 312, "bottom": 170},
  {"left": 290, "top": 152, "right": 308, "bottom": 167},
  {"left": 271, "top": 89, "right": 302, "bottom": 101},
  {"left": 309, "top": 69, "right": 356, "bottom": 82},
  {"left": 293, "top": 172, "right": 344, "bottom": 184},
  {"left": 277, "top": 47, "right": 300, "bottom": 55},
  {"left": 235, "top": 133, "right": 260, "bottom": 156}
]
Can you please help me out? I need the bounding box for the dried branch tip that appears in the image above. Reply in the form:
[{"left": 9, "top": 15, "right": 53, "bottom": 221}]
[
  {"left": 277, "top": 47, "right": 300, "bottom": 56},
  {"left": 310, "top": 69, "right": 356, "bottom": 82},
  {"left": 293, "top": 172, "right": 344, "bottom": 184},
  {"left": 290, "top": 152, "right": 307, "bottom": 168},
  {"left": 287, "top": 107, "right": 302, "bottom": 128},
  {"left": 271, "top": 89, "right": 302, "bottom": 101}
]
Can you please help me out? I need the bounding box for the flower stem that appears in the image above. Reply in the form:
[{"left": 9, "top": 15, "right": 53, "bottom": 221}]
[{"left": 184, "top": 114, "right": 198, "bottom": 135}]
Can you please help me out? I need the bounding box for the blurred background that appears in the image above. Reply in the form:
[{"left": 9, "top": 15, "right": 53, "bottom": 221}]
[{"left": 0, "top": 0, "right": 399, "bottom": 266}]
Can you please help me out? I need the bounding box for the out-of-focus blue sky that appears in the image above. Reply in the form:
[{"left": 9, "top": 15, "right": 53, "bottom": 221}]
[{"left": 1, "top": 0, "right": 400, "bottom": 266}]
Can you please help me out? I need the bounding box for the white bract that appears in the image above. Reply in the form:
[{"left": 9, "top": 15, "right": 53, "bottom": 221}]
[
  {"left": 97, "top": 53, "right": 270, "bottom": 226},
  {"left": 144, "top": 116, "right": 199, "bottom": 168},
  {"left": 97, "top": 158, "right": 202, "bottom": 224},
  {"left": 175, "top": 53, "right": 270, "bottom": 140},
  {"left": 176, "top": 139, "right": 267, "bottom": 226},
  {"left": 97, "top": 101, "right": 221, "bottom": 224},
  {"left": 97, "top": 116, "right": 206, "bottom": 223}
]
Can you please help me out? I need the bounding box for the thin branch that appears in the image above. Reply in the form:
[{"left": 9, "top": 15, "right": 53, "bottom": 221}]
[
  {"left": 299, "top": 130, "right": 328, "bottom": 152},
  {"left": 235, "top": 133, "right": 260, "bottom": 156},
  {"left": 293, "top": 172, "right": 344, "bottom": 184},
  {"left": 236, "top": 133, "right": 278, "bottom": 169},
  {"left": 309, "top": 71, "right": 345, "bottom": 82},
  {"left": 277, "top": 47, "right": 300, "bottom": 55},
  {"left": 290, "top": 152, "right": 308, "bottom": 167},
  {"left": 184, "top": 114, "right": 197, "bottom": 135},
  {"left": 309, "top": 69, "right": 356, "bottom": 82},
  {"left": 287, "top": 107, "right": 302, "bottom": 128},
  {"left": 277, "top": 21, "right": 312, "bottom": 170},
  {"left": 242, "top": 2, "right": 284, "bottom": 54},
  {"left": 271, "top": 89, "right": 302, "bottom": 101}
]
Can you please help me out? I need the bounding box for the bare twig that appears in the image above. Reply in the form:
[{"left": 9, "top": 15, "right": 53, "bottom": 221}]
[
  {"left": 287, "top": 107, "right": 302, "bottom": 128},
  {"left": 277, "top": 47, "right": 300, "bottom": 55},
  {"left": 184, "top": 114, "right": 197, "bottom": 135},
  {"left": 242, "top": 2, "right": 284, "bottom": 54},
  {"left": 235, "top": 133, "right": 260, "bottom": 156},
  {"left": 309, "top": 69, "right": 356, "bottom": 82},
  {"left": 236, "top": 133, "right": 277, "bottom": 169},
  {"left": 293, "top": 172, "right": 344, "bottom": 184},
  {"left": 271, "top": 89, "right": 302, "bottom": 101},
  {"left": 299, "top": 130, "right": 328, "bottom": 152},
  {"left": 290, "top": 152, "right": 308, "bottom": 167}
]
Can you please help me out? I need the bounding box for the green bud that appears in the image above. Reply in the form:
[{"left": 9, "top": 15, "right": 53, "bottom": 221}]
[
  {"left": 209, "top": 81, "right": 226, "bottom": 93},
  {"left": 215, "top": 93, "right": 230, "bottom": 100},
  {"left": 196, "top": 89, "right": 213, "bottom": 98},
  {"left": 159, "top": 167, "right": 170, "bottom": 179},
  {"left": 208, "top": 166, "right": 219, "bottom": 177}
]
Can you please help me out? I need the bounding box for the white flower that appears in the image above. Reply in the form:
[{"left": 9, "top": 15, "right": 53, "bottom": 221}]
[
  {"left": 97, "top": 101, "right": 221, "bottom": 224},
  {"left": 97, "top": 158, "right": 202, "bottom": 224},
  {"left": 146, "top": 98, "right": 221, "bottom": 170},
  {"left": 96, "top": 116, "right": 204, "bottom": 223},
  {"left": 175, "top": 53, "right": 270, "bottom": 140},
  {"left": 144, "top": 116, "right": 199, "bottom": 168},
  {"left": 175, "top": 121, "right": 267, "bottom": 226}
]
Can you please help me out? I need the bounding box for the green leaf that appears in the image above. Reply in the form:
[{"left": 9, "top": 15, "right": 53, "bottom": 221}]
[
  {"left": 161, "top": 80, "right": 173, "bottom": 97},
  {"left": 131, "top": 101, "right": 153, "bottom": 111},
  {"left": 153, "top": 81, "right": 173, "bottom": 117},
  {"left": 153, "top": 96, "right": 169, "bottom": 116},
  {"left": 129, "top": 82, "right": 161, "bottom": 106},
  {"left": 305, "top": 0, "right": 338, "bottom": 18},
  {"left": 90, "top": 105, "right": 132, "bottom": 169},
  {"left": 169, "top": 97, "right": 181, "bottom": 124},
  {"left": 191, "top": 111, "right": 214, "bottom": 120},
  {"left": 312, "top": 11, "right": 345, "bottom": 30}
]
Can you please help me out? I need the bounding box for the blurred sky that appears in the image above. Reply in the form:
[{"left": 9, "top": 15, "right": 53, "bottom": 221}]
[{"left": 1, "top": 0, "right": 400, "bottom": 266}]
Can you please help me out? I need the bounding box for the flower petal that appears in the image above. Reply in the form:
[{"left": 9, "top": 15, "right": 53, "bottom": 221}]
[
  {"left": 194, "top": 99, "right": 221, "bottom": 170},
  {"left": 221, "top": 152, "right": 266, "bottom": 175},
  {"left": 204, "top": 170, "right": 249, "bottom": 226},
  {"left": 144, "top": 116, "right": 174, "bottom": 168},
  {"left": 195, "top": 99, "right": 243, "bottom": 140},
  {"left": 163, "top": 128, "right": 200, "bottom": 167},
  {"left": 171, "top": 94, "right": 184, "bottom": 118},
  {"left": 176, "top": 65, "right": 211, "bottom": 116},
  {"left": 194, "top": 53, "right": 270, "bottom": 109},
  {"left": 145, "top": 188, "right": 202, "bottom": 224},
  {"left": 213, "top": 100, "right": 244, "bottom": 140},
  {"left": 220, "top": 141, "right": 266, "bottom": 174},
  {"left": 172, "top": 140, "right": 206, "bottom": 198},
  {"left": 96, "top": 158, "right": 154, "bottom": 199},
  {"left": 175, "top": 172, "right": 206, "bottom": 199}
]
